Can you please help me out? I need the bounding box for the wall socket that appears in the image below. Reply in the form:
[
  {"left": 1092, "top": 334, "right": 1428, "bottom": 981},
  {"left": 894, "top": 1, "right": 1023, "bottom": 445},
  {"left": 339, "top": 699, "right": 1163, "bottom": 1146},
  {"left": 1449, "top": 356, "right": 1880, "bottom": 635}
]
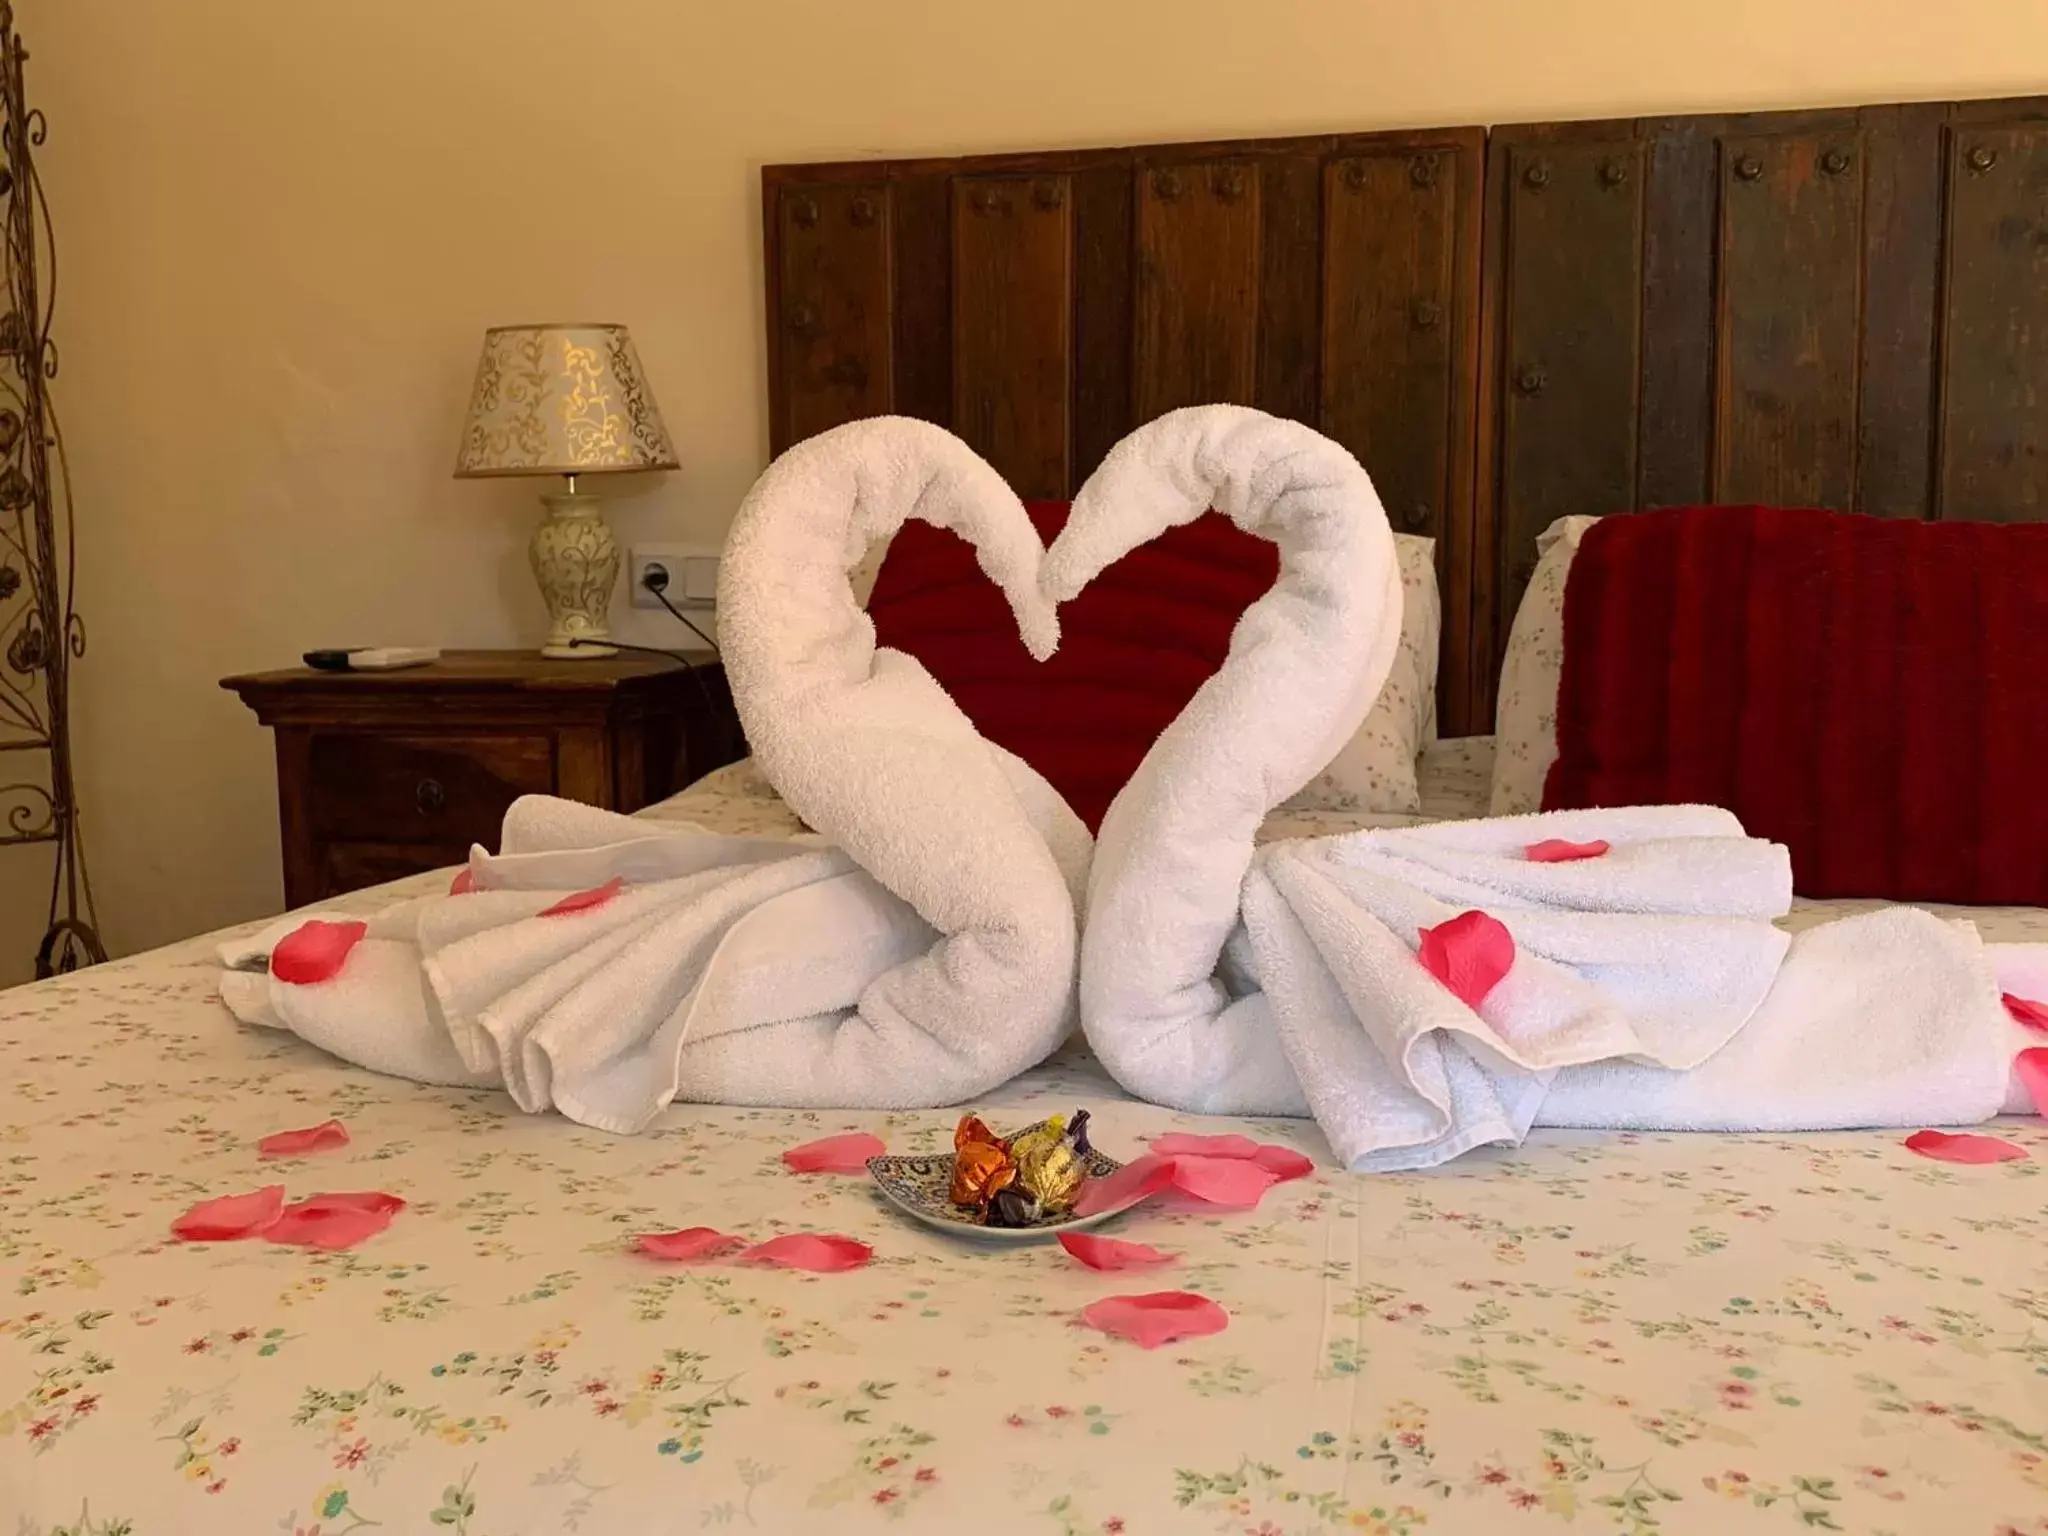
[{"left": 627, "top": 544, "right": 721, "bottom": 609}]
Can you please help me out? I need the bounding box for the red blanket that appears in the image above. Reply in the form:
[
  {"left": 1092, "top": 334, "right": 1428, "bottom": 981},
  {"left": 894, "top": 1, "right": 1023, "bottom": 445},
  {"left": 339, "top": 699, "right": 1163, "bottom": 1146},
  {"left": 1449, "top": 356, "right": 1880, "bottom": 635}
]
[{"left": 1544, "top": 504, "right": 2048, "bottom": 904}]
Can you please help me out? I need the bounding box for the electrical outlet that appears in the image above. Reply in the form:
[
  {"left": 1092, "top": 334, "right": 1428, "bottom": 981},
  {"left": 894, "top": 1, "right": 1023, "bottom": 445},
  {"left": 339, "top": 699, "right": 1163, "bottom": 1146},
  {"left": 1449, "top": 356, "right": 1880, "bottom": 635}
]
[{"left": 628, "top": 544, "right": 721, "bottom": 610}]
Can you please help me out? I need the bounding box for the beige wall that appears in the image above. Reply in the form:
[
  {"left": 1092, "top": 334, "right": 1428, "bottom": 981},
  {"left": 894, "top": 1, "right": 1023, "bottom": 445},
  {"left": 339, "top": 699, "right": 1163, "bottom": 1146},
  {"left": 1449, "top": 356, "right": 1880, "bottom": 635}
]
[{"left": 3, "top": 0, "right": 2042, "bottom": 982}]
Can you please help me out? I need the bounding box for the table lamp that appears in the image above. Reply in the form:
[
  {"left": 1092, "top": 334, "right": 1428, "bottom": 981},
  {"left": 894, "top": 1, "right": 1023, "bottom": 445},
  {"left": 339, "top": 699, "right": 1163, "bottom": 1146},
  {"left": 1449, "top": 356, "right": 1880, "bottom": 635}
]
[{"left": 454, "top": 323, "right": 679, "bottom": 658}]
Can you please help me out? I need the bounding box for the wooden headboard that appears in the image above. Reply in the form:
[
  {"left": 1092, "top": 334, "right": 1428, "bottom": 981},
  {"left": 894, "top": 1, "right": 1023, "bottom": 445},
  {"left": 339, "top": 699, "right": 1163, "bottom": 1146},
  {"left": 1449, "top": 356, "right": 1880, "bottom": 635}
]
[{"left": 763, "top": 94, "right": 2048, "bottom": 736}]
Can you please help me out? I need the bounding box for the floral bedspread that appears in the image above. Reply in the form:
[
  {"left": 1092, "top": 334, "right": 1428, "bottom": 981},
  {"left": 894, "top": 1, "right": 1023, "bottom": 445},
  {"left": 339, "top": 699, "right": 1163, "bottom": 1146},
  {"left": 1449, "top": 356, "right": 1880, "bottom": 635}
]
[{"left": 5, "top": 775, "right": 2048, "bottom": 1534}]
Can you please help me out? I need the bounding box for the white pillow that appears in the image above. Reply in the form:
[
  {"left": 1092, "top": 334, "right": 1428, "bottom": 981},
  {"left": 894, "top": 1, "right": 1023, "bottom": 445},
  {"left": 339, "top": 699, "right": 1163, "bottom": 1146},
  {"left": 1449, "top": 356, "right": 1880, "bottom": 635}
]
[
  {"left": 1488, "top": 515, "right": 1600, "bottom": 814},
  {"left": 1281, "top": 533, "right": 1442, "bottom": 815}
]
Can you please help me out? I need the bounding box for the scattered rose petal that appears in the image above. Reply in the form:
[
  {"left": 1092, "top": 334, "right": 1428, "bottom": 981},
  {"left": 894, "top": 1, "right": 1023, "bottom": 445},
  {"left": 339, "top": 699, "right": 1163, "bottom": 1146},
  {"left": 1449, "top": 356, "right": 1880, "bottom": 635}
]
[
  {"left": 270, "top": 920, "right": 368, "bottom": 985},
  {"left": 1527, "top": 837, "right": 1611, "bottom": 863},
  {"left": 1167, "top": 1154, "right": 1281, "bottom": 1210},
  {"left": 1903, "top": 1129, "right": 2028, "bottom": 1164},
  {"left": 2003, "top": 993, "right": 2048, "bottom": 1035},
  {"left": 1418, "top": 909, "right": 1516, "bottom": 1009},
  {"left": 2014, "top": 1048, "right": 2048, "bottom": 1117},
  {"left": 256, "top": 1119, "right": 350, "bottom": 1159},
  {"left": 635, "top": 1227, "right": 745, "bottom": 1262},
  {"left": 172, "top": 1185, "right": 286, "bottom": 1242},
  {"left": 263, "top": 1191, "right": 407, "bottom": 1250},
  {"left": 539, "top": 877, "right": 626, "bottom": 918},
  {"left": 1071, "top": 1153, "right": 1177, "bottom": 1218},
  {"left": 1151, "top": 1132, "right": 1261, "bottom": 1160},
  {"left": 741, "top": 1233, "right": 872, "bottom": 1272},
  {"left": 449, "top": 867, "right": 479, "bottom": 895},
  {"left": 1058, "top": 1232, "right": 1177, "bottom": 1271},
  {"left": 1080, "top": 1290, "right": 1230, "bottom": 1350},
  {"left": 782, "top": 1132, "right": 887, "bottom": 1175},
  {"left": 1249, "top": 1144, "right": 1316, "bottom": 1182},
  {"left": 289, "top": 1190, "right": 406, "bottom": 1216}
]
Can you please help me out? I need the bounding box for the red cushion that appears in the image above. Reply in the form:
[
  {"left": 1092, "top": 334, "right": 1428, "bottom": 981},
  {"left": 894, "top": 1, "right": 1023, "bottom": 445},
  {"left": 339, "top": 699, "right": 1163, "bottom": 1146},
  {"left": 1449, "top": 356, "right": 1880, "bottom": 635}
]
[
  {"left": 1543, "top": 504, "right": 2048, "bottom": 904},
  {"left": 866, "top": 501, "right": 1277, "bottom": 830}
]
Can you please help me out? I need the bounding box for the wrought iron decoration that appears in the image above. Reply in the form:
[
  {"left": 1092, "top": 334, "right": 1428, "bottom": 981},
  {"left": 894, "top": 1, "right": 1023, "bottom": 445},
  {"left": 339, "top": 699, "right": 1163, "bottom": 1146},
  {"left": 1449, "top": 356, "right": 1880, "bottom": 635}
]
[{"left": 0, "top": 2, "right": 102, "bottom": 978}]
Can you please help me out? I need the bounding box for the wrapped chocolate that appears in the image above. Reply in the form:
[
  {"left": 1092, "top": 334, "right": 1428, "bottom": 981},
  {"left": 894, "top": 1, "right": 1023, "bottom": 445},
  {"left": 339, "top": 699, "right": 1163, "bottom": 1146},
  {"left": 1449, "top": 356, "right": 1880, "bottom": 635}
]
[
  {"left": 984, "top": 1186, "right": 1040, "bottom": 1228},
  {"left": 948, "top": 1114, "right": 1017, "bottom": 1211},
  {"left": 946, "top": 1109, "right": 1097, "bottom": 1226},
  {"left": 1009, "top": 1113, "right": 1085, "bottom": 1217}
]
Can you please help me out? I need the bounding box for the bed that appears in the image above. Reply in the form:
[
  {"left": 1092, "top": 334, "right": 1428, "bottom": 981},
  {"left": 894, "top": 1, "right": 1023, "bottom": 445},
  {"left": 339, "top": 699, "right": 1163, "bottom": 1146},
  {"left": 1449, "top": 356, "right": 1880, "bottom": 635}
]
[{"left": 10, "top": 97, "right": 2048, "bottom": 1533}]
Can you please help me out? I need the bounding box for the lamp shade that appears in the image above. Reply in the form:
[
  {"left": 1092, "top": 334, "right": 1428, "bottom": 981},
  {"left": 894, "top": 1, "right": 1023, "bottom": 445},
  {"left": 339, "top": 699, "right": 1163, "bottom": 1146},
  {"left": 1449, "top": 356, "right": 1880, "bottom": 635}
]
[{"left": 454, "top": 323, "right": 678, "bottom": 477}]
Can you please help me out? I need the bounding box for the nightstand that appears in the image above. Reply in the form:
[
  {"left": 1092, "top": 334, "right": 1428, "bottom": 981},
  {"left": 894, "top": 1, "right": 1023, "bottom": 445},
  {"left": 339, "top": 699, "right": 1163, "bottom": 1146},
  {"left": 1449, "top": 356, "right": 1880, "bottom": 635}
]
[{"left": 223, "top": 650, "right": 745, "bottom": 906}]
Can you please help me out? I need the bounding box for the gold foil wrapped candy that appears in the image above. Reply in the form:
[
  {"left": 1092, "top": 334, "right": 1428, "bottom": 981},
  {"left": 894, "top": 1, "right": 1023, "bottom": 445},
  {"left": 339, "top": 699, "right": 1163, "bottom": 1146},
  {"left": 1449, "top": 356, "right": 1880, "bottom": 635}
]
[{"left": 1008, "top": 1114, "right": 1085, "bottom": 1217}]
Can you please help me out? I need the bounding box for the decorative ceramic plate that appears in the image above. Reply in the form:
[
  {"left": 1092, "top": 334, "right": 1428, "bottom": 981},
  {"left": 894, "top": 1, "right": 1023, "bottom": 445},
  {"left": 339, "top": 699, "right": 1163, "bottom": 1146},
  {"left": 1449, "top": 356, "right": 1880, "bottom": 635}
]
[{"left": 867, "top": 1119, "right": 1126, "bottom": 1244}]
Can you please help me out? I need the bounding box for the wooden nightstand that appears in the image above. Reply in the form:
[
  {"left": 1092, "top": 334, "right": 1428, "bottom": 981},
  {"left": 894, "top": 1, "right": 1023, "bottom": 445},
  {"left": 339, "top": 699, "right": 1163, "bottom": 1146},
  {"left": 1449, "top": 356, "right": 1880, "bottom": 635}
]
[{"left": 223, "top": 650, "right": 746, "bottom": 906}]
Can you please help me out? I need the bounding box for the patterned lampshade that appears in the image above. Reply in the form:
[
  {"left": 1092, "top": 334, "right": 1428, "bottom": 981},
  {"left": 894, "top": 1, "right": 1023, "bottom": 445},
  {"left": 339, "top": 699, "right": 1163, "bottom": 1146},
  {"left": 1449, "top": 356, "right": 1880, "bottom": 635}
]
[{"left": 454, "top": 323, "right": 679, "bottom": 477}]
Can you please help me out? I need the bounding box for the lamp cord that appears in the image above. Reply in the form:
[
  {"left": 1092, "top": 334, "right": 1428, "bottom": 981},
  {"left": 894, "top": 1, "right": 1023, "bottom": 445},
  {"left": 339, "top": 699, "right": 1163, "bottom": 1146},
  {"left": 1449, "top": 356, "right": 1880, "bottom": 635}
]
[{"left": 567, "top": 574, "right": 729, "bottom": 757}]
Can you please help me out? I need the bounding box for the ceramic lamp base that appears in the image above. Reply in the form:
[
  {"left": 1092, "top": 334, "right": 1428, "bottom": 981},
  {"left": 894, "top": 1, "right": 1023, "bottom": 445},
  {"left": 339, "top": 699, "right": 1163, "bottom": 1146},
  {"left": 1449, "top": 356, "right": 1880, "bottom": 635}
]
[{"left": 530, "top": 486, "right": 619, "bottom": 659}]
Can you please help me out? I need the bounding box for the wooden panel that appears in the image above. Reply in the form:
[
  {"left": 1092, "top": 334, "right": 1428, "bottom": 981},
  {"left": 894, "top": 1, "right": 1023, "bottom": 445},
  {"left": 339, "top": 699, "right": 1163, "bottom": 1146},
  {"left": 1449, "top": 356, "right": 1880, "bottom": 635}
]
[
  {"left": 1938, "top": 121, "right": 2048, "bottom": 523},
  {"left": 1256, "top": 150, "right": 1327, "bottom": 425},
  {"left": 951, "top": 175, "right": 1074, "bottom": 499},
  {"left": 1714, "top": 132, "right": 1866, "bottom": 508},
  {"left": 306, "top": 733, "right": 554, "bottom": 845},
  {"left": 1637, "top": 117, "right": 1719, "bottom": 507},
  {"left": 769, "top": 180, "right": 893, "bottom": 452},
  {"left": 1495, "top": 137, "right": 1644, "bottom": 630},
  {"left": 1071, "top": 162, "right": 1136, "bottom": 488},
  {"left": 1856, "top": 103, "right": 1948, "bottom": 518},
  {"left": 1321, "top": 148, "right": 1458, "bottom": 539},
  {"left": 1133, "top": 159, "right": 1262, "bottom": 418},
  {"left": 889, "top": 173, "right": 954, "bottom": 428}
]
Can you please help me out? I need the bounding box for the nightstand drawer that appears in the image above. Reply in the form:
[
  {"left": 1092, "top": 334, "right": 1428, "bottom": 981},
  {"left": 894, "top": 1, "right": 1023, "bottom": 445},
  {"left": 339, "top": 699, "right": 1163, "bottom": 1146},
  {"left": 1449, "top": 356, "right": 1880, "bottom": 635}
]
[{"left": 306, "top": 733, "right": 554, "bottom": 846}]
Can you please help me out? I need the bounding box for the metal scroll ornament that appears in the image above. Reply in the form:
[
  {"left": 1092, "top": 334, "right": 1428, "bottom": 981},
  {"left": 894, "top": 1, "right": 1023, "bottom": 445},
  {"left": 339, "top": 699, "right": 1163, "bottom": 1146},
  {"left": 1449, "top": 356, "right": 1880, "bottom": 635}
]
[{"left": 0, "top": 3, "right": 103, "bottom": 978}]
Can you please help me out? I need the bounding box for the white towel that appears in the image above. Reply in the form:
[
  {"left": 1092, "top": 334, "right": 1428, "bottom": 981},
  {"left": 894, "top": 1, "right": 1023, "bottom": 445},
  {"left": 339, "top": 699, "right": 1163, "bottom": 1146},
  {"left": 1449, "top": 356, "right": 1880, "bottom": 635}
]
[
  {"left": 220, "top": 419, "right": 1092, "bottom": 1131},
  {"left": 1040, "top": 405, "right": 1403, "bottom": 1117}
]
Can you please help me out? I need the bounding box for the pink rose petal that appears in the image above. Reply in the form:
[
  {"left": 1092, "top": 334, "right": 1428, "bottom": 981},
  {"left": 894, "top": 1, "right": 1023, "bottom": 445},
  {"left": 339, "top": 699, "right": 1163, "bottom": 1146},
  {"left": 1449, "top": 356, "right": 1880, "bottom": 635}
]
[
  {"left": 1418, "top": 909, "right": 1516, "bottom": 1009},
  {"left": 741, "top": 1233, "right": 872, "bottom": 1272},
  {"left": 1250, "top": 1144, "right": 1316, "bottom": 1182},
  {"left": 2003, "top": 993, "right": 2048, "bottom": 1035},
  {"left": 1903, "top": 1129, "right": 2029, "bottom": 1164},
  {"left": 1058, "top": 1232, "right": 1177, "bottom": 1271},
  {"left": 290, "top": 1190, "right": 406, "bottom": 1216},
  {"left": 1168, "top": 1153, "right": 1281, "bottom": 1210},
  {"left": 1080, "top": 1290, "right": 1229, "bottom": 1350},
  {"left": 270, "top": 919, "right": 368, "bottom": 985},
  {"left": 1526, "top": 838, "right": 1611, "bottom": 863},
  {"left": 539, "top": 877, "right": 626, "bottom": 918},
  {"left": 263, "top": 1190, "right": 407, "bottom": 1250},
  {"left": 172, "top": 1185, "right": 286, "bottom": 1242},
  {"left": 256, "top": 1119, "right": 350, "bottom": 1159},
  {"left": 1071, "top": 1153, "right": 1177, "bottom": 1218},
  {"left": 2013, "top": 1048, "right": 2048, "bottom": 1117},
  {"left": 449, "top": 867, "right": 479, "bottom": 896},
  {"left": 782, "top": 1132, "right": 887, "bottom": 1175},
  {"left": 635, "top": 1227, "right": 746, "bottom": 1262},
  {"left": 1151, "top": 1132, "right": 1261, "bottom": 1160}
]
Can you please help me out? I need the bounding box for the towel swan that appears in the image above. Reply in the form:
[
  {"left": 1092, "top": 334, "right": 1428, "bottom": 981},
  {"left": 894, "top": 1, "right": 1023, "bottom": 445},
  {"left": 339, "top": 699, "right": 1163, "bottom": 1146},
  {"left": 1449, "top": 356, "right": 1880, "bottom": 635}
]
[{"left": 219, "top": 417, "right": 1092, "bottom": 1128}]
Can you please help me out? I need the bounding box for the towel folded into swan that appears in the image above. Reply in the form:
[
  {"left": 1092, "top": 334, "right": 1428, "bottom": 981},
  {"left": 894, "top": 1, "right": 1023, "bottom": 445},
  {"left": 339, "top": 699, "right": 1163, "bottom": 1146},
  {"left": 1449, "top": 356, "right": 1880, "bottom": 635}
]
[
  {"left": 1057, "top": 406, "right": 2039, "bottom": 1171},
  {"left": 219, "top": 417, "right": 1090, "bottom": 1131}
]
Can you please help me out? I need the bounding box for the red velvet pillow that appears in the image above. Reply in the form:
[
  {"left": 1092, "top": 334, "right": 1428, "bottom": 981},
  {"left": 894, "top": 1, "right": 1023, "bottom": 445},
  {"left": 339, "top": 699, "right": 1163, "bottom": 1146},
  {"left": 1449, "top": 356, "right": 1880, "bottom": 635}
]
[{"left": 866, "top": 501, "right": 1277, "bottom": 830}]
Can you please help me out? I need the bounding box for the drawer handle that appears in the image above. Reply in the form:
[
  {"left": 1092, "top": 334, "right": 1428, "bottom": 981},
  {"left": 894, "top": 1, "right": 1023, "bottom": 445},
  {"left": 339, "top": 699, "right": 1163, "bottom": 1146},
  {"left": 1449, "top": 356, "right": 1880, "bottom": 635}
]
[{"left": 415, "top": 777, "right": 446, "bottom": 815}]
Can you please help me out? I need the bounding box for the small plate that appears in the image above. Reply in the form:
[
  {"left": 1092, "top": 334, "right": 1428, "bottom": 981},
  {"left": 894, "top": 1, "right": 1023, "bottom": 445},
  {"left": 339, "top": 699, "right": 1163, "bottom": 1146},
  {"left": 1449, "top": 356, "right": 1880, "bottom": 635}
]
[{"left": 867, "top": 1118, "right": 1125, "bottom": 1244}]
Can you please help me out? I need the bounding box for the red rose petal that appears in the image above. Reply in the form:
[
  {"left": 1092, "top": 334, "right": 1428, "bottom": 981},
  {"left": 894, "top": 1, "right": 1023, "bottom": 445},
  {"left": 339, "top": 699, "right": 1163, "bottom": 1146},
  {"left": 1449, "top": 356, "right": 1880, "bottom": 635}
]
[
  {"left": 449, "top": 867, "right": 479, "bottom": 896},
  {"left": 270, "top": 919, "right": 368, "bottom": 985},
  {"left": 782, "top": 1132, "right": 887, "bottom": 1175},
  {"left": 2013, "top": 1048, "right": 2048, "bottom": 1117},
  {"left": 256, "top": 1119, "right": 350, "bottom": 1159},
  {"left": 1168, "top": 1153, "right": 1281, "bottom": 1210},
  {"left": 290, "top": 1190, "right": 406, "bottom": 1216},
  {"left": 2003, "top": 993, "right": 2048, "bottom": 1035},
  {"left": 635, "top": 1227, "right": 746, "bottom": 1262},
  {"left": 1058, "top": 1232, "right": 1177, "bottom": 1272},
  {"left": 171, "top": 1185, "right": 287, "bottom": 1242},
  {"left": 1526, "top": 838, "right": 1611, "bottom": 863},
  {"left": 1151, "top": 1132, "right": 1261, "bottom": 1160},
  {"left": 1249, "top": 1144, "right": 1316, "bottom": 1182},
  {"left": 1080, "top": 1290, "right": 1229, "bottom": 1350},
  {"left": 263, "top": 1191, "right": 407, "bottom": 1250},
  {"left": 1071, "top": 1153, "right": 1177, "bottom": 1218},
  {"left": 741, "top": 1233, "right": 872, "bottom": 1272},
  {"left": 1902, "top": 1129, "right": 2029, "bottom": 1164},
  {"left": 539, "top": 877, "right": 626, "bottom": 918},
  {"left": 1418, "top": 909, "right": 1516, "bottom": 1009}
]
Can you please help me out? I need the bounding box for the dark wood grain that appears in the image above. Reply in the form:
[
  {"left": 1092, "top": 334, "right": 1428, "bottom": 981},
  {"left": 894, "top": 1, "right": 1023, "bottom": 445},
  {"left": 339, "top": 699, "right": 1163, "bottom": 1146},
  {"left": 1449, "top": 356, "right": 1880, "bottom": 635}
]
[
  {"left": 1134, "top": 158, "right": 1262, "bottom": 418},
  {"left": 1856, "top": 103, "right": 1948, "bottom": 518},
  {"left": 951, "top": 175, "right": 1074, "bottom": 498},
  {"left": 1938, "top": 120, "right": 2048, "bottom": 522},
  {"left": 1637, "top": 117, "right": 1718, "bottom": 507},
  {"left": 889, "top": 172, "right": 954, "bottom": 429},
  {"left": 1071, "top": 161, "right": 1136, "bottom": 489},
  {"left": 1714, "top": 132, "right": 1866, "bottom": 508},
  {"left": 769, "top": 180, "right": 894, "bottom": 453},
  {"left": 1255, "top": 148, "right": 1328, "bottom": 426}
]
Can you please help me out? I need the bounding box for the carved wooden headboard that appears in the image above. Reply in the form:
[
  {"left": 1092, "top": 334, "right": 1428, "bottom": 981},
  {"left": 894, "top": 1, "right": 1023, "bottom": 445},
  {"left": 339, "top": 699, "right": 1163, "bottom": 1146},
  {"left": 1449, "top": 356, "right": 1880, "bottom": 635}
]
[{"left": 763, "top": 94, "right": 2048, "bottom": 736}]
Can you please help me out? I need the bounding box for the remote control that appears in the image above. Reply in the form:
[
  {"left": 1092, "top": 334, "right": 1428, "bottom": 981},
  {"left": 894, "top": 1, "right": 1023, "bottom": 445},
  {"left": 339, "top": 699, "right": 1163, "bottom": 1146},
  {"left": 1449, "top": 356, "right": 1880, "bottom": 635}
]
[{"left": 302, "top": 647, "right": 441, "bottom": 672}]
